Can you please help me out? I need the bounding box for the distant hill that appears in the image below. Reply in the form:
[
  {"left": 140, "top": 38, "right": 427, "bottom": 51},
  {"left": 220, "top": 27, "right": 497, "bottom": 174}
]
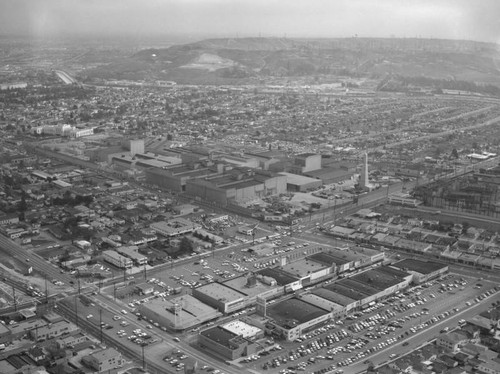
[{"left": 81, "top": 37, "right": 500, "bottom": 87}]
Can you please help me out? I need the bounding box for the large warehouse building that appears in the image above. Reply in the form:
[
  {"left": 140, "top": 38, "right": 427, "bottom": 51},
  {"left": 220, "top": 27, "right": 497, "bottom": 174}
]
[
  {"left": 145, "top": 159, "right": 287, "bottom": 205},
  {"left": 278, "top": 172, "right": 323, "bottom": 192}
]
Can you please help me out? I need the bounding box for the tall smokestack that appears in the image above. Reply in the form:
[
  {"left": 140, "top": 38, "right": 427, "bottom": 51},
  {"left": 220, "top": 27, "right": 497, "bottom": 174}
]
[{"left": 360, "top": 152, "right": 369, "bottom": 189}]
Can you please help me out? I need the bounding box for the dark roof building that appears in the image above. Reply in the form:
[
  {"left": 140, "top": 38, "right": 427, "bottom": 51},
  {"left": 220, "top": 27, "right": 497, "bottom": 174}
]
[{"left": 199, "top": 325, "right": 258, "bottom": 360}]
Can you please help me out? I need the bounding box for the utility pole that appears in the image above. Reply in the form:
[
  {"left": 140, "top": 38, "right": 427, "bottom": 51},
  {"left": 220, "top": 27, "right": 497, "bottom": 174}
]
[
  {"left": 12, "top": 285, "right": 17, "bottom": 311},
  {"left": 77, "top": 270, "right": 81, "bottom": 295},
  {"left": 141, "top": 344, "right": 145, "bottom": 369},
  {"left": 74, "top": 296, "right": 78, "bottom": 327},
  {"left": 45, "top": 276, "right": 48, "bottom": 304},
  {"left": 99, "top": 308, "right": 103, "bottom": 343}
]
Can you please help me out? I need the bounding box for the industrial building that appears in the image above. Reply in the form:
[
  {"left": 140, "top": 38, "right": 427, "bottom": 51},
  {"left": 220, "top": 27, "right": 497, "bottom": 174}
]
[
  {"left": 145, "top": 163, "right": 214, "bottom": 192},
  {"left": 290, "top": 153, "right": 322, "bottom": 174},
  {"left": 279, "top": 172, "right": 323, "bottom": 192},
  {"left": 186, "top": 168, "right": 287, "bottom": 205},
  {"left": 303, "top": 159, "right": 357, "bottom": 185},
  {"left": 145, "top": 157, "right": 287, "bottom": 205}
]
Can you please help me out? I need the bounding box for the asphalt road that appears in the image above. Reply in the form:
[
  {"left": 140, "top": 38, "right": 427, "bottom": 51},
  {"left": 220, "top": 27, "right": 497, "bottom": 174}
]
[
  {"left": 0, "top": 234, "right": 73, "bottom": 285},
  {"left": 58, "top": 292, "right": 243, "bottom": 374}
]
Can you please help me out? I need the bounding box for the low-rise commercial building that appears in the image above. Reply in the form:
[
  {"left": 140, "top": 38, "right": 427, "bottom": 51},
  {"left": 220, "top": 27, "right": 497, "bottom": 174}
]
[
  {"left": 82, "top": 348, "right": 123, "bottom": 372},
  {"left": 29, "top": 320, "right": 77, "bottom": 342},
  {"left": 192, "top": 282, "right": 247, "bottom": 314},
  {"left": 150, "top": 218, "right": 201, "bottom": 237},
  {"left": 102, "top": 250, "right": 132, "bottom": 269},
  {"left": 137, "top": 294, "right": 221, "bottom": 331},
  {"left": 115, "top": 245, "right": 148, "bottom": 265},
  {"left": 391, "top": 259, "right": 448, "bottom": 284},
  {"left": 199, "top": 324, "right": 258, "bottom": 361}
]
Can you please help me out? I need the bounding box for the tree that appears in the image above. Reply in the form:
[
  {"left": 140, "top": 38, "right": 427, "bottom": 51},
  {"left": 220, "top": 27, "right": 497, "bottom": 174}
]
[
  {"left": 451, "top": 148, "right": 459, "bottom": 159},
  {"left": 18, "top": 192, "right": 28, "bottom": 213},
  {"left": 179, "top": 237, "right": 193, "bottom": 253},
  {"left": 462, "top": 221, "right": 470, "bottom": 235}
]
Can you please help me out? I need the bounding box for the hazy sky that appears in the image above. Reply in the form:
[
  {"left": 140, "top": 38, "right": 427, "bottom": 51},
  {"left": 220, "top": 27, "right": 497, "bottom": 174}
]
[{"left": 1, "top": 0, "right": 499, "bottom": 43}]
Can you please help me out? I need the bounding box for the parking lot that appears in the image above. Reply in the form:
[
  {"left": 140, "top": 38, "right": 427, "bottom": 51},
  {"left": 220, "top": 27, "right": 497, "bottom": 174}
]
[
  {"left": 108, "top": 237, "right": 324, "bottom": 312},
  {"left": 237, "top": 271, "right": 499, "bottom": 374}
]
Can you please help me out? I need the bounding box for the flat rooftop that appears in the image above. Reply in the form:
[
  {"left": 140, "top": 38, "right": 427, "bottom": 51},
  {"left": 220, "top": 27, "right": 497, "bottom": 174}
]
[
  {"left": 219, "top": 179, "right": 262, "bottom": 190},
  {"left": 195, "top": 282, "right": 246, "bottom": 303},
  {"left": 221, "top": 320, "right": 262, "bottom": 338},
  {"left": 223, "top": 276, "right": 275, "bottom": 298},
  {"left": 139, "top": 295, "right": 220, "bottom": 329},
  {"left": 279, "top": 172, "right": 322, "bottom": 186},
  {"left": 329, "top": 247, "right": 367, "bottom": 262},
  {"left": 305, "top": 167, "right": 352, "bottom": 179},
  {"left": 281, "top": 258, "right": 330, "bottom": 278},
  {"left": 348, "top": 267, "right": 410, "bottom": 290},
  {"left": 393, "top": 259, "right": 448, "bottom": 275},
  {"left": 312, "top": 288, "right": 356, "bottom": 307},
  {"left": 337, "top": 278, "right": 380, "bottom": 296},
  {"left": 324, "top": 283, "right": 367, "bottom": 301},
  {"left": 0, "top": 360, "right": 16, "bottom": 373},
  {"left": 267, "top": 297, "right": 329, "bottom": 328},
  {"left": 300, "top": 293, "right": 344, "bottom": 312},
  {"left": 308, "top": 252, "right": 349, "bottom": 266},
  {"left": 200, "top": 326, "right": 245, "bottom": 348},
  {"left": 256, "top": 268, "right": 299, "bottom": 286}
]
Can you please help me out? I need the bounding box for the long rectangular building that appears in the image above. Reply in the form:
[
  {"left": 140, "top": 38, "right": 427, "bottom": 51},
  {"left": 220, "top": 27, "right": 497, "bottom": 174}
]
[
  {"left": 102, "top": 250, "right": 132, "bottom": 269},
  {"left": 115, "top": 246, "right": 148, "bottom": 265},
  {"left": 150, "top": 218, "right": 201, "bottom": 237}
]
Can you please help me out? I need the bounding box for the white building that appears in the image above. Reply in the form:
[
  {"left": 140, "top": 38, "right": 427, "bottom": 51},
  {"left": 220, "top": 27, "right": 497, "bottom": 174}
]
[
  {"left": 115, "top": 246, "right": 148, "bottom": 265},
  {"left": 150, "top": 219, "right": 201, "bottom": 237},
  {"left": 102, "top": 250, "right": 132, "bottom": 269},
  {"left": 69, "top": 127, "right": 94, "bottom": 138}
]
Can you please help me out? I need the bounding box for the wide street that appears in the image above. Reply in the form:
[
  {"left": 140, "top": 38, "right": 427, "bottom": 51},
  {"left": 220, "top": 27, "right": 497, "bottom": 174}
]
[{"left": 0, "top": 234, "right": 73, "bottom": 285}]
